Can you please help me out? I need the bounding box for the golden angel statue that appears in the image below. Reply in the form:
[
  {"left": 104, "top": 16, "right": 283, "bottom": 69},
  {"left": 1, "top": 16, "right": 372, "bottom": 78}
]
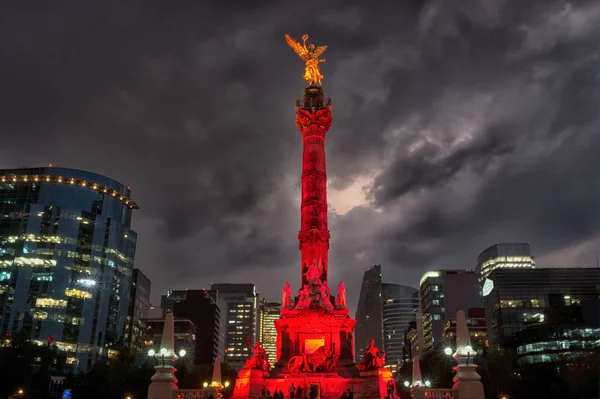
[{"left": 285, "top": 34, "right": 328, "bottom": 86}]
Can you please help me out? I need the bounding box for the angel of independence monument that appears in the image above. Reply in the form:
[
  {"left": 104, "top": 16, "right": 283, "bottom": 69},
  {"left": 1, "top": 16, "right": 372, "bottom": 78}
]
[{"left": 232, "top": 34, "right": 393, "bottom": 399}]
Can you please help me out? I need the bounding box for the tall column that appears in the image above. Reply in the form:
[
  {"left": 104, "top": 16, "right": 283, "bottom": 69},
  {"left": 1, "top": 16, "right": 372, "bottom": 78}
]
[{"left": 296, "top": 86, "right": 332, "bottom": 288}]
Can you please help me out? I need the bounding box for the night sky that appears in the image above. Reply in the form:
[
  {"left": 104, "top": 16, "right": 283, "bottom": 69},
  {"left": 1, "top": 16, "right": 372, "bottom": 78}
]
[{"left": 2, "top": 1, "right": 600, "bottom": 312}]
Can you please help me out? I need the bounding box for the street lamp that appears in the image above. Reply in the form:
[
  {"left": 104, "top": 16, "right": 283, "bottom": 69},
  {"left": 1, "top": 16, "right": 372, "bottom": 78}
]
[
  {"left": 148, "top": 346, "right": 186, "bottom": 366},
  {"left": 424, "top": 381, "right": 431, "bottom": 387},
  {"left": 203, "top": 382, "right": 209, "bottom": 388},
  {"left": 446, "top": 345, "right": 474, "bottom": 365},
  {"left": 224, "top": 381, "right": 230, "bottom": 388},
  {"left": 403, "top": 381, "right": 410, "bottom": 387}
]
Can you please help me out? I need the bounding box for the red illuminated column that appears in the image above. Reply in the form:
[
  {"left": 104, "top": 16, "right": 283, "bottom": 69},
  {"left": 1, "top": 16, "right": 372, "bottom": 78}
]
[{"left": 295, "top": 86, "right": 332, "bottom": 288}]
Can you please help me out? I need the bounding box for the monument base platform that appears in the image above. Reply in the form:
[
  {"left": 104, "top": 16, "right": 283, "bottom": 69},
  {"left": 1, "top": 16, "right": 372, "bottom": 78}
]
[{"left": 232, "top": 368, "right": 393, "bottom": 399}]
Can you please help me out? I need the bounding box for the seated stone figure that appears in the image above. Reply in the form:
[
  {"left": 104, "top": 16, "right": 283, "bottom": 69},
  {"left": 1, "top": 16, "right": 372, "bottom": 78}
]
[
  {"left": 356, "top": 339, "right": 386, "bottom": 371},
  {"left": 244, "top": 336, "right": 270, "bottom": 372}
]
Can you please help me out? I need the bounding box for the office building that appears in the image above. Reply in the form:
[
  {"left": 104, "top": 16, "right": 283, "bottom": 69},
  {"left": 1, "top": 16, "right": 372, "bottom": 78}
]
[
  {"left": 141, "top": 317, "right": 196, "bottom": 368},
  {"left": 259, "top": 299, "right": 280, "bottom": 365},
  {"left": 0, "top": 167, "right": 138, "bottom": 372},
  {"left": 476, "top": 243, "right": 535, "bottom": 281},
  {"left": 211, "top": 283, "right": 259, "bottom": 371},
  {"left": 419, "top": 270, "right": 481, "bottom": 352},
  {"left": 482, "top": 267, "right": 600, "bottom": 349},
  {"left": 124, "top": 268, "right": 151, "bottom": 352},
  {"left": 515, "top": 299, "right": 600, "bottom": 365},
  {"left": 381, "top": 283, "right": 419, "bottom": 370},
  {"left": 161, "top": 289, "right": 227, "bottom": 365},
  {"left": 355, "top": 265, "right": 384, "bottom": 359},
  {"left": 442, "top": 307, "right": 488, "bottom": 349}
]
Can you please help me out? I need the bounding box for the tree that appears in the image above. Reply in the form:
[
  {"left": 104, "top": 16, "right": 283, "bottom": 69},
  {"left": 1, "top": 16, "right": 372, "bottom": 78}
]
[{"left": 0, "top": 332, "right": 60, "bottom": 399}]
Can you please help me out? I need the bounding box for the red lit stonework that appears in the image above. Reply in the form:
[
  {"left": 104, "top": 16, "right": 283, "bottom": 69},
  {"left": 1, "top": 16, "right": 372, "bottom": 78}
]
[{"left": 232, "top": 86, "right": 392, "bottom": 399}]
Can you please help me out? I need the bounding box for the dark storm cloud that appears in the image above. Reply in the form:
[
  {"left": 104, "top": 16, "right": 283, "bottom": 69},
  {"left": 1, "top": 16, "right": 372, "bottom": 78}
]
[{"left": 2, "top": 0, "right": 600, "bottom": 310}]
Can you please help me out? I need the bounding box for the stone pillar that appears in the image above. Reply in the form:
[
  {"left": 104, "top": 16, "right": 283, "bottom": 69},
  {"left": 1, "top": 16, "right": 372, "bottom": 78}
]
[
  {"left": 410, "top": 355, "right": 425, "bottom": 399},
  {"left": 148, "top": 313, "right": 179, "bottom": 399},
  {"left": 452, "top": 311, "right": 484, "bottom": 399}
]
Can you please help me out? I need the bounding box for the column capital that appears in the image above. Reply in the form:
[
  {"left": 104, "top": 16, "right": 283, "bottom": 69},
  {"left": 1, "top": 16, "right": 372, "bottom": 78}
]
[{"left": 296, "top": 106, "right": 332, "bottom": 139}]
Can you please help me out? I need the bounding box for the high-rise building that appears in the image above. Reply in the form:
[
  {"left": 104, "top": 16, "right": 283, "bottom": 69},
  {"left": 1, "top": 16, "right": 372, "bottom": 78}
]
[
  {"left": 0, "top": 167, "right": 138, "bottom": 372},
  {"left": 258, "top": 299, "right": 280, "bottom": 365},
  {"left": 355, "top": 265, "right": 384, "bottom": 359},
  {"left": 161, "top": 289, "right": 227, "bottom": 365},
  {"left": 125, "top": 268, "right": 151, "bottom": 352},
  {"left": 419, "top": 269, "right": 481, "bottom": 352},
  {"left": 381, "top": 283, "right": 419, "bottom": 371},
  {"left": 482, "top": 267, "right": 600, "bottom": 349},
  {"left": 141, "top": 317, "right": 196, "bottom": 369},
  {"left": 211, "top": 283, "right": 259, "bottom": 371},
  {"left": 476, "top": 243, "right": 535, "bottom": 281}
]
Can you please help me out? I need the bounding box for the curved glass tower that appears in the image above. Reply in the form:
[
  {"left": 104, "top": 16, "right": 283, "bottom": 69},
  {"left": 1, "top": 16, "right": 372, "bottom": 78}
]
[{"left": 0, "top": 167, "right": 138, "bottom": 372}]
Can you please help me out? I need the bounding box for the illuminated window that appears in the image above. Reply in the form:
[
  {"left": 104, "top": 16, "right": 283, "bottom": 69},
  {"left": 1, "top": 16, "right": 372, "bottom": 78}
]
[
  {"left": 65, "top": 288, "right": 92, "bottom": 299},
  {"left": 35, "top": 298, "right": 67, "bottom": 308}
]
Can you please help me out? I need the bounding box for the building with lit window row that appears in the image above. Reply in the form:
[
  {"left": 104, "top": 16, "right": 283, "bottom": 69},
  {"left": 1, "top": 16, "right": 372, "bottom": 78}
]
[
  {"left": 482, "top": 267, "right": 600, "bottom": 349},
  {"left": 419, "top": 270, "right": 481, "bottom": 352},
  {"left": 211, "top": 283, "right": 259, "bottom": 371},
  {"left": 476, "top": 243, "right": 535, "bottom": 281},
  {"left": 259, "top": 299, "right": 280, "bottom": 366},
  {"left": 0, "top": 167, "right": 138, "bottom": 372},
  {"left": 515, "top": 299, "right": 600, "bottom": 364}
]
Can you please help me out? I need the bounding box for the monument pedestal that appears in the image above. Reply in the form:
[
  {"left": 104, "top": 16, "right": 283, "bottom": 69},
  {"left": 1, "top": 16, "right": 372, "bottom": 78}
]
[
  {"left": 232, "top": 369, "right": 268, "bottom": 399},
  {"left": 147, "top": 365, "right": 178, "bottom": 399},
  {"left": 359, "top": 368, "right": 394, "bottom": 399}
]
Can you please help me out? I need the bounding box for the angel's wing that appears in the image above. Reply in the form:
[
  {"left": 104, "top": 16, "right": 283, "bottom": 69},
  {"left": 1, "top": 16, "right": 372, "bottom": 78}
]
[
  {"left": 285, "top": 34, "right": 309, "bottom": 60},
  {"left": 313, "top": 45, "right": 328, "bottom": 58}
]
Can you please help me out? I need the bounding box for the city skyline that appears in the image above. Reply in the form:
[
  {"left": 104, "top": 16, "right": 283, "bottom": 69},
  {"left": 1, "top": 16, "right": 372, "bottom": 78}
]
[{"left": 3, "top": 1, "right": 600, "bottom": 312}]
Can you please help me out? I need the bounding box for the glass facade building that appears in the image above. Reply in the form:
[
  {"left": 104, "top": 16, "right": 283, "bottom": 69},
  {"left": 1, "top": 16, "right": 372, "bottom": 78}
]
[
  {"left": 381, "top": 283, "right": 418, "bottom": 370},
  {"left": 0, "top": 167, "right": 138, "bottom": 372},
  {"left": 476, "top": 243, "right": 535, "bottom": 281},
  {"left": 482, "top": 268, "right": 600, "bottom": 349},
  {"left": 515, "top": 300, "right": 600, "bottom": 364}
]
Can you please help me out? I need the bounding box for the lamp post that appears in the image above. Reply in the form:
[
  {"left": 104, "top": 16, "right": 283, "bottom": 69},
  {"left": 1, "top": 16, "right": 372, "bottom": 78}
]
[
  {"left": 147, "top": 313, "right": 182, "bottom": 399},
  {"left": 449, "top": 311, "right": 485, "bottom": 399},
  {"left": 445, "top": 345, "right": 475, "bottom": 365}
]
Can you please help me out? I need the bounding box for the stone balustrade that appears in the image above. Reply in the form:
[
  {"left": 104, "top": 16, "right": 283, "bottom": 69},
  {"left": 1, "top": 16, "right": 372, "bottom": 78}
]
[
  {"left": 425, "top": 388, "right": 458, "bottom": 398},
  {"left": 173, "top": 390, "right": 204, "bottom": 399}
]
